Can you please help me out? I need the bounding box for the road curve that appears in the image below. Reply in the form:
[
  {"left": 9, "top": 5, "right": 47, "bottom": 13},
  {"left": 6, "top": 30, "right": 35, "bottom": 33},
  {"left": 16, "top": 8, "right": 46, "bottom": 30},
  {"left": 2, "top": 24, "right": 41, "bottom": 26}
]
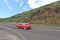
[
  {"left": 0, "top": 26, "right": 26, "bottom": 40},
  {"left": 0, "top": 29, "right": 19, "bottom": 40},
  {"left": 0, "top": 23, "right": 60, "bottom": 40}
]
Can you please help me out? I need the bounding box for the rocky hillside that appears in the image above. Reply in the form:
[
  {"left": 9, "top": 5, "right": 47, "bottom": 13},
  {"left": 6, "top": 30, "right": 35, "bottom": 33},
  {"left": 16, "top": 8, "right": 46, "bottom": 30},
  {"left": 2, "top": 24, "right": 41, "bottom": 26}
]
[{"left": 1, "top": 1, "right": 60, "bottom": 24}]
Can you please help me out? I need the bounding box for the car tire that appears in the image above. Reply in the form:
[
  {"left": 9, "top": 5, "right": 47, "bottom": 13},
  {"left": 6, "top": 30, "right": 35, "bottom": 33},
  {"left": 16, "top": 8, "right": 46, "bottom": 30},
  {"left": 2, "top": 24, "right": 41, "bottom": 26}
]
[{"left": 24, "top": 27, "right": 26, "bottom": 30}]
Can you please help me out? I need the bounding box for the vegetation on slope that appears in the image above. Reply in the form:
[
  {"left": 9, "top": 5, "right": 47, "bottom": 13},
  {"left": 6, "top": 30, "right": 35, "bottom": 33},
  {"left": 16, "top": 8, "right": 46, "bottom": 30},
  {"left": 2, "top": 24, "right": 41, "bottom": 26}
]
[{"left": 0, "top": 1, "right": 60, "bottom": 25}]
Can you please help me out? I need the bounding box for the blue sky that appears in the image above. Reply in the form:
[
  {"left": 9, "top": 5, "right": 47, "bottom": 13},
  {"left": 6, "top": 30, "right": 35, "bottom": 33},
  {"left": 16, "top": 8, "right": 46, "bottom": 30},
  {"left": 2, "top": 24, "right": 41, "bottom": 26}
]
[{"left": 0, "top": 0, "right": 58, "bottom": 18}]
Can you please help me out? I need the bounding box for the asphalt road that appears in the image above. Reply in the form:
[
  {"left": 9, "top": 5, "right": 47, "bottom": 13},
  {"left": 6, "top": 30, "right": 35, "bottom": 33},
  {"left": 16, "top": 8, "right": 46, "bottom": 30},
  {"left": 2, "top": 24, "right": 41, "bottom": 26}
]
[
  {"left": 0, "top": 23, "right": 60, "bottom": 40},
  {"left": 0, "top": 29, "right": 20, "bottom": 40}
]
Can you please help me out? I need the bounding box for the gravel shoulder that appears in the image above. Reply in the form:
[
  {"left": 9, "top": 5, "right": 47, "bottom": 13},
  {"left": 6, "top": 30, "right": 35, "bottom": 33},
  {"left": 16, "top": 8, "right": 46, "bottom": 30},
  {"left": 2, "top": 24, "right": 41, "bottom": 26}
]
[
  {"left": 0, "top": 28, "right": 20, "bottom": 40},
  {"left": 0, "top": 27, "right": 22, "bottom": 40}
]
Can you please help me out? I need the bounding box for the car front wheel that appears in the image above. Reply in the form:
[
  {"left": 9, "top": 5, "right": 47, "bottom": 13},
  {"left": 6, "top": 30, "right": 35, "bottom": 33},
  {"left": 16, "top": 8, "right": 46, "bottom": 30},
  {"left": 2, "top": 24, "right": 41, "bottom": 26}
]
[{"left": 24, "top": 27, "right": 26, "bottom": 30}]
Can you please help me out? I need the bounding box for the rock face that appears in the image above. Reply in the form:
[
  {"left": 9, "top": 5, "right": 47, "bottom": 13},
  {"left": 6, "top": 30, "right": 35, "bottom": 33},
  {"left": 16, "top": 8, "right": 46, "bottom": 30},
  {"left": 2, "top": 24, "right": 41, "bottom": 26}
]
[{"left": 27, "top": 7, "right": 60, "bottom": 24}]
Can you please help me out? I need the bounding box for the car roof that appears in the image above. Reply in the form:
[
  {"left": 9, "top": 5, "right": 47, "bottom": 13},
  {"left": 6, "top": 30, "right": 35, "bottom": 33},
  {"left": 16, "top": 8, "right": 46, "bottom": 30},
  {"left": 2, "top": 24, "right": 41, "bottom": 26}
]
[{"left": 18, "top": 23, "right": 29, "bottom": 24}]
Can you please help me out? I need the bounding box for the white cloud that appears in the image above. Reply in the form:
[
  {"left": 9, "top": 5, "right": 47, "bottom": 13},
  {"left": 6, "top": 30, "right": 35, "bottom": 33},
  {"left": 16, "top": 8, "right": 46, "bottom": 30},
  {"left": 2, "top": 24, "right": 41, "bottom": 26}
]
[
  {"left": 14, "top": 0, "right": 19, "bottom": 2},
  {"left": 20, "top": 1, "right": 23, "bottom": 7},
  {"left": 28, "top": 0, "right": 58, "bottom": 9},
  {"left": 3, "top": 0, "right": 13, "bottom": 10},
  {"left": 23, "top": 6, "right": 30, "bottom": 11}
]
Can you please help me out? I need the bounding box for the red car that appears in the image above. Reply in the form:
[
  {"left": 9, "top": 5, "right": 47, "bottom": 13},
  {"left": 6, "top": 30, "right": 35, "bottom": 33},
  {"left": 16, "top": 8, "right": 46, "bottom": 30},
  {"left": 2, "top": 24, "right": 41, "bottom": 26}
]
[{"left": 16, "top": 23, "right": 31, "bottom": 30}]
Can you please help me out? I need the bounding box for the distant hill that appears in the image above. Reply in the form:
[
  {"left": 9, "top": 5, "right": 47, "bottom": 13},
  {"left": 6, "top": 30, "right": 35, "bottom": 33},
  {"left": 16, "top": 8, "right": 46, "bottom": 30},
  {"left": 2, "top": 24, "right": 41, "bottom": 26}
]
[
  {"left": 0, "top": 18, "right": 3, "bottom": 22},
  {"left": 1, "top": 1, "right": 60, "bottom": 24}
]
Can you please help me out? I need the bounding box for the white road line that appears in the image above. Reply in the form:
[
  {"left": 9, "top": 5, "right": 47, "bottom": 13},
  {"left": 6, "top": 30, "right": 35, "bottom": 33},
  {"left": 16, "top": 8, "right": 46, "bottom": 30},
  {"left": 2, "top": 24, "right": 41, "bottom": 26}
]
[
  {"left": 14, "top": 30, "right": 26, "bottom": 40},
  {"left": 0, "top": 26, "right": 26, "bottom": 40},
  {"left": 34, "top": 28, "right": 60, "bottom": 32}
]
